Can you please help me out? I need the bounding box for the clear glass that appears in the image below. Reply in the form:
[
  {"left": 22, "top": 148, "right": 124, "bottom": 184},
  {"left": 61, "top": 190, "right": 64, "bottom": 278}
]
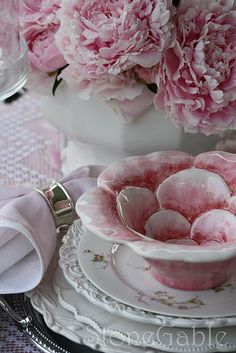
[{"left": 0, "top": 0, "right": 28, "bottom": 101}]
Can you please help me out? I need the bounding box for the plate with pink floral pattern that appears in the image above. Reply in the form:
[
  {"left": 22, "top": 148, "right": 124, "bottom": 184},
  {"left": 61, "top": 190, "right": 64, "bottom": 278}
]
[
  {"left": 60, "top": 221, "right": 236, "bottom": 328},
  {"left": 77, "top": 225, "right": 236, "bottom": 320}
]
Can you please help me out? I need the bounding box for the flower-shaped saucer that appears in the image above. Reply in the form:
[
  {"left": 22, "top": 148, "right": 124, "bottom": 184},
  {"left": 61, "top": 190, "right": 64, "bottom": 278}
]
[{"left": 77, "top": 151, "right": 236, "bottom": 290}]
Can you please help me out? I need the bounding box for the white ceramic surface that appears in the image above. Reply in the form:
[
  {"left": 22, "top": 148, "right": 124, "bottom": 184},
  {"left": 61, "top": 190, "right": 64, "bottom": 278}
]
[
  {"left": 27, "top": 253, "right": 155, "bottom": 353},
  {"left": 55, "top": 266, "right": 236, "bottom": 353},
  {"left": 27, "top": 227, "right": 236, "bottom": 353},
  {"left": 59, "top": 221, "right": 236, "bottom": 328},
  {"left": 28, "top": 255, "right": 236, "bottom": 353},
  {"left": 42, "top": 84, "right": 219, "bottom": 171}
]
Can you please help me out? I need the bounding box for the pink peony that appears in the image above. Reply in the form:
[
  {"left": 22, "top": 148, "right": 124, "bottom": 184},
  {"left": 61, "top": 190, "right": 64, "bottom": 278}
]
[
  {"left": 56, "top": 0, "right": 174, "bottom": 79},
  {"left": 21, "top": 0, "right": 66, "bottom": 74},
  {"left": 60, "top": 66, "right": 143, "bottom": 101},
  {"left": 134, "top": 65, "right": 158, "bottom": 85},
  {"left": 109, "top": 87, "right": 154, "bottom": 122},
  {"left": 155, "top": 0, "right": 236, "bottom": 135}
]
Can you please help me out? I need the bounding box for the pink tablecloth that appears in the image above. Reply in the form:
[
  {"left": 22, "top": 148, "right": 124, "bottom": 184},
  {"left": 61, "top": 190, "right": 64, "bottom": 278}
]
[{"left": 0, "top": 91, "right": 62, "bottom": 353}]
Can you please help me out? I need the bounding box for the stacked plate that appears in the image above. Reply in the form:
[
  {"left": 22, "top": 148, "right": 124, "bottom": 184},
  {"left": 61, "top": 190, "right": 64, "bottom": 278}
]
[{"left": 27, "top": 220, "right": 236, "bottom": 353}]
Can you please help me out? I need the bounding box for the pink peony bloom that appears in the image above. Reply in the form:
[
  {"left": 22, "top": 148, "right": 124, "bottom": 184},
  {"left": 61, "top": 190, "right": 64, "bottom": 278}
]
[
  {"left": 155, "top": 0, "right": 236, "bottom": 135},
  {"left": 134, "top": 65, "right": 158, "bottom": 85},
  {"left": 21, "top": 0, "right": 66, "bottom": 74},
  {"left": 60, "top": 66, "right": 145, "bottom": 101},
  {"left": 60, "top": 57, "right": 154, "bottom": 122},
  {"left": 56, "top": 0, "right": 174, "bottom": 79},
  {"left": 109, "top": 87, "right": 154, "bottom": 122},
  {"left": 61, "top": 64, "right": 154, "bottom": 121}
]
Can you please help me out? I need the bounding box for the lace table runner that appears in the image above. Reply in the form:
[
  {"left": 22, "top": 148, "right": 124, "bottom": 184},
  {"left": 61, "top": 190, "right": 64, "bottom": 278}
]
[{"left": 0, "top": 91, "right": 62, "bottom": 353}]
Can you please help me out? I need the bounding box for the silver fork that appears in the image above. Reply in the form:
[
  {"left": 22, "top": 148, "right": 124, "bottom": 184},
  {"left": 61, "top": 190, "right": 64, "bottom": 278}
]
[{"left": 0, "top": 294, "right": 31, "bottom": 328}]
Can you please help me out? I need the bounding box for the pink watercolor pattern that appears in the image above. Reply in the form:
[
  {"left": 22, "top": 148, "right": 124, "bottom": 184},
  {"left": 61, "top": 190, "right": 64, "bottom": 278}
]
[{"left": 77, "top": 151, "right": 236, "bottom": 290}]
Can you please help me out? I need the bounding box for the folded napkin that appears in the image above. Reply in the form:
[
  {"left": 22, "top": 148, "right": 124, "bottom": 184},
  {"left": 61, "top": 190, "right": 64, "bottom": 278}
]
[{"left": 0, "top": 165, "right": 104, "bottom": 294}]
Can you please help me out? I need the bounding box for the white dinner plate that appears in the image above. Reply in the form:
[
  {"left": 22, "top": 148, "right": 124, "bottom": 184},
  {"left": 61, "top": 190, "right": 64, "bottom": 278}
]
[
  {"left": 55, "top": 263, "right": 236, "bottom": 352},
  {"left": 78, "top": 223, "right": 236, "bottom": 319},
  {"left": 28, "top": 251, "right": 156, "bottom": 353},
  {"left": 59, "top": 221, "right": 236, "bottom": 328},
  {"left": 27, "top": 224, "right": 236, "bottom": 353}
]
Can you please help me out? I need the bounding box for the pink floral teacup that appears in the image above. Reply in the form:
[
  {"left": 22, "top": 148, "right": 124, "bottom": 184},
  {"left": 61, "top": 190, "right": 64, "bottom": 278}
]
[{"left": 77, "top": 151, "right": 236, "bottom": 290}]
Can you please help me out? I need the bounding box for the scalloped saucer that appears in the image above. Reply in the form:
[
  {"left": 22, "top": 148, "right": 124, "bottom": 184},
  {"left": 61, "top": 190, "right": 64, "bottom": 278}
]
[
  {"left": 59, "top": 221, "right": 236, "bottom": 328},
  {"left": 28, "top": 249, "right": 236, "bottom": 353},
  {"left": 27, "top": 250, "right": 147, "bottom": 353},
  {"left": 78, "top": 224, "right": 236, "bottom": 319},
  {"left": 55, "top": 266, "right": 236, "bottom": 353},
  {"left": 27, "top": 223, "right": 236, "bottom": 353}
]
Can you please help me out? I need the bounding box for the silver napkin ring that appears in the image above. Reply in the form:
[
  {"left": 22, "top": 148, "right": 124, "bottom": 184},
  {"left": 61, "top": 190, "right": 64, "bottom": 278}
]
[{"left": 35, "top": 181, "right": 76, "bottom": 233}]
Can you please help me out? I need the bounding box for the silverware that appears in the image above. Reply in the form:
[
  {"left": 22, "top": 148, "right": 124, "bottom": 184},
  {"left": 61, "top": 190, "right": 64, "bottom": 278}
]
[
  {"left": 0, "top": 294, "right": 31, "bottom": 328},
  {"left": 3, "top": 294, "right": 76, "bottom": 353}
]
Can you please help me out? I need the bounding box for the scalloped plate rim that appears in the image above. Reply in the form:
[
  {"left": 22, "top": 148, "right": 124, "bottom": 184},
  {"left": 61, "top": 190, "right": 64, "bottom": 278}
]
[{"left": 59, "top": 220, "right": 236, "bottom": 327}]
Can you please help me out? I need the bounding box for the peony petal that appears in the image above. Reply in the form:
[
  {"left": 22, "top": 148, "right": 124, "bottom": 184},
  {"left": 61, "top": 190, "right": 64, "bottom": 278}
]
[
  {"left": 76, "top": 187, "right": 140, "bottom": 243},
  {"left": 117, "top": 187, "right": 159, "bottom": 234},
  {"left": 98, "top": 151, "right": 194, "bottom": 195},
  {"left": 110, "top": 87, "right": 154, "bottom": 123},
  {"left": 194, "top": 151, "right": 236, "bottom": 194},
  {"left": 191, "top": 209, "right": 236, "bottom": 244},
  {"left": 145, "top": 209, "right": 191, "bottom": 242},
  {"left": 129, "top": 51, "right": 162, "bottom": 68},
  {"left": 157, "top": 168, "right": 231, "bottom": 221}
]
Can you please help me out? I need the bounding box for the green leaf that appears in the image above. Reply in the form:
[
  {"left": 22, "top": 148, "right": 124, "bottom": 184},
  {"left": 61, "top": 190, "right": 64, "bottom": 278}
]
[
  {"left": 52, "top": 64, "right": 69, "bottom": 96},
  {"left": 147, "top": 83, "right": 158, "bottom": 94},
  {"left": 172, "top": 0, "right": 181, "bottom": 6}
]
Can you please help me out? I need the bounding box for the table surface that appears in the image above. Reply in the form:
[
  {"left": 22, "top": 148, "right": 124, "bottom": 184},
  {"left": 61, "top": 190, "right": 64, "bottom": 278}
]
[{"left": 0, "top": 91, "right": 62, "bottom": 353}]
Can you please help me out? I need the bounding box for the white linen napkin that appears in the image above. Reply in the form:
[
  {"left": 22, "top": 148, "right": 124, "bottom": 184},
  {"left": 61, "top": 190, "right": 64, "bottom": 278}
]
[{"left": 0, "top": 165, "right": 104, "bottom": 294}]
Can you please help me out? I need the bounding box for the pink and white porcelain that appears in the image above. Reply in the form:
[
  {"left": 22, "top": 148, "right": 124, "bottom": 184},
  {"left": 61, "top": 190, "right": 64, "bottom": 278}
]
[{"left": 76, "top": 151, "right": 236, "bottom": 291}]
